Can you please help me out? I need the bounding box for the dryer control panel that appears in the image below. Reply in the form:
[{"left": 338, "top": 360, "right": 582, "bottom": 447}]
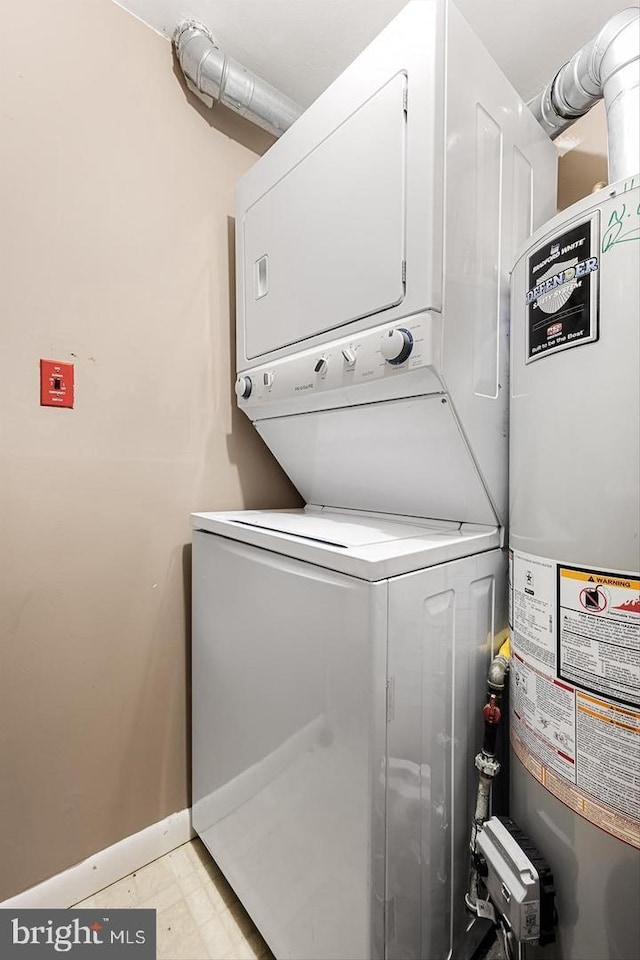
[{"left": 235, "top": 312, "right": 440, "bottom": 419}]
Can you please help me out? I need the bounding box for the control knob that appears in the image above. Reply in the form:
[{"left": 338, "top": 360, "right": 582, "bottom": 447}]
[
  {"left": 380, "top": 327, "right": 413, "bottom": 364},
  {"left": 235, "top": 375, "right": 252, "bottom": 400},
  {"left": 342, "top": 348, "right": 356, "bottom": 368}
]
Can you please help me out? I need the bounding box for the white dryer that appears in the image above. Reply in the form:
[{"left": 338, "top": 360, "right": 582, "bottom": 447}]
[
  {"left": 192, "top": 507, "right": 506, "bottom": 960},
  {"left": 234, "top": 0, "right": 557, "bottom": 527}
]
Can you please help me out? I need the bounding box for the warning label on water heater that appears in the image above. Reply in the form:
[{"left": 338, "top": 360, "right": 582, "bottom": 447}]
[
  {"left": 510, "top": 550, "right": 640, "bottom": 848},
  {"left": 558, "top": 566, "right": 640, "bottom": 705},
  {"left": 525, "top": 213, "right": 600, "bottom": 362}
]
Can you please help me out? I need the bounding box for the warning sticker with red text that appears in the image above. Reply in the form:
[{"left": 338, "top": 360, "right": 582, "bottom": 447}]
[
  {"left": 510, "top": 551, "right": 640, "bottom": 848},
  {"left": 558, "top": 566, "right": 640, "bottom": 706}
]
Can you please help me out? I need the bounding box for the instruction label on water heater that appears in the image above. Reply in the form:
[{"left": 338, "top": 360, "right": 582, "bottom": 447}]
[
  {"left": 525, "top": 213, "right": 599, "bottom": 362},
  {"left": 558, "top": 566, "right": 640, "bottom": 703},
  {"left": 510, "top": 550, "right": 640, "bottom": 848}
]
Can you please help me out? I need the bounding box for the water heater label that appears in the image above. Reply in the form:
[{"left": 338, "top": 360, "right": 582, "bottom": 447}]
[
  {"left": 510, "top": 550, "right": 640, "bottom": 849},
  {"left": 557, "top": 565, "right": 640, "bottom": 706},
  {"left": 525, "top": 214, "right": 599, "bottom": 363}
]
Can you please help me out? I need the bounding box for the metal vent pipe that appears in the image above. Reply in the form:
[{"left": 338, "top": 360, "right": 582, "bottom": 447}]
[
  {"left": 174, "top": 21, "right": 303, "bottom": 138},
  {"left": 529, "top": 6, "right": 640, "bottom": 182}
]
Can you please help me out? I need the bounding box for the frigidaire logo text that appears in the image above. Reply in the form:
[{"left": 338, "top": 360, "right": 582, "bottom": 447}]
[{"left": 10, "top": 917, "right": 147, "bottom": 952}]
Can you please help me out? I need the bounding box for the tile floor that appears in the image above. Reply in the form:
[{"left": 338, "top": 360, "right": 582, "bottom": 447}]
[
  {"left": 73, "top": 839, "right": 273, "bottom": 960},
  {"left": 72, "top": 839, "right": 507, "bottom": 960}
]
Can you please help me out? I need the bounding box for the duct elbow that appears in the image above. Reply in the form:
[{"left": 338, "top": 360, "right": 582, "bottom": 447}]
[
  {"left": 173, "top": 20, "right": 303, "bottom": 138},
  {"left": 529, "top": 7, "right": 640, "bottom": 182},
  {"left": 596, "top": 7, "right": 640, "bottom": 87},
  {"left": 599, "top": 10, "right": 640, "bottom": 182},
  {"left": 174, "top": 21, "right": 219, "bottom": 109}
]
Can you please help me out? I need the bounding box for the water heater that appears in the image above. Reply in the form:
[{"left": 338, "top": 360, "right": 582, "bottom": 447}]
[{"left": 509, "top": 176, "right": 640, "bottom": 959}]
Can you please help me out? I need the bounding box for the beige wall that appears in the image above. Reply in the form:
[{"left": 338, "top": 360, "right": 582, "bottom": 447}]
[
  {"left": 0, "top": 0, "right": 300, "bottom": 900},
  {"left": 557, "top": 101, "right": 609, "bottom": 210}
]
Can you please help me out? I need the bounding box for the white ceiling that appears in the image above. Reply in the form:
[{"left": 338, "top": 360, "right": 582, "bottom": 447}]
[{"left": 114, "top": 0, "right": 639, "bottom": 107}]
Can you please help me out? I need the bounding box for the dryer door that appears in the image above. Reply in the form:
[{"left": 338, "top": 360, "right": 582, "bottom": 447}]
[{"left": 242, "top": 73, "right": 407, "bottom": 360}]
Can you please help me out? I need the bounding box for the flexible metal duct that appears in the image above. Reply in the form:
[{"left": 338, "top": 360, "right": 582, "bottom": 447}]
[
  {"left": 174, "top": 21, "right": 303, "bottom": 137},
  {"left": 529, "top": 6, "right": 640, "bottom": 181}
]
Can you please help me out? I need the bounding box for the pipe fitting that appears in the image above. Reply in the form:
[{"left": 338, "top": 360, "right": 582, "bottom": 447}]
[
  {"left": 466, "top": 639, "right": 510, "bottom": 912},
  {"left": 487, "top": 652, "right": 510, "bottom": 692},
  {"left": 528, "top": 7, "right": 640, "bottom": 181},
  {"left": 174, "top": 21, "right": 303, "bottom": 137}
]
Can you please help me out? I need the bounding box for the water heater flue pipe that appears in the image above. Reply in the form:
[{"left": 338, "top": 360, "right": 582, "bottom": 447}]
[
  {"left": 174, "top": 21, "right": 303, "bottom": 137},
  {"left": 529, "top": 6, "right": 640, "bottom": 182}
]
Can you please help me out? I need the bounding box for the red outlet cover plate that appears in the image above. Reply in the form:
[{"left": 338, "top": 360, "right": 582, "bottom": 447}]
[{"left": 40, "top": 359, "right": 74, "bottom": 408}]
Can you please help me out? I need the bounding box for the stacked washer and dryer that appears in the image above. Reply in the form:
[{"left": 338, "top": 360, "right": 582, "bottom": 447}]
[{"left": 192, "top": 3, "right": 557, "bottom": 959}]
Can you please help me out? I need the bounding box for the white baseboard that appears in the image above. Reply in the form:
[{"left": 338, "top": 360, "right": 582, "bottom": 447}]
[{"left": 1, "top": 808, "right": 194, "bottom": 909}]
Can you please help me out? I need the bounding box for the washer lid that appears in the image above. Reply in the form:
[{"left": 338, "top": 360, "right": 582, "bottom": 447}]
[
  {"left": 191, "top": 508, "right": 500, "bottom": 581},
  {"left": 213, "top": 509, "right": 457, "bottom": 548}
]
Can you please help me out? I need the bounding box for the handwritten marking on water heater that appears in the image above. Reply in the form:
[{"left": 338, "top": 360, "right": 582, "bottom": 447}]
[{"left": 602, "top": 179, "right": 640, "bottom": 253}]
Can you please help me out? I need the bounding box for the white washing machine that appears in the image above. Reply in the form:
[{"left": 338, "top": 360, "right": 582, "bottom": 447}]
[{"left": 192, "top": 507, "right": 506, "bottom": 960}]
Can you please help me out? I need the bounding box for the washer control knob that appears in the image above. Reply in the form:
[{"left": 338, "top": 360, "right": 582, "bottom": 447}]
[
  {"left": 380, "top": 327, "right": 414, "bottom": 365},
  {"left": 314, "top": 357, "right": 328, "bottom": 375},
  {"left": 235, "top": 375, "right": 252, "bottom": 400},
  {"left": 342, "top": 348, "right": 356, "bottom": 368}
]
